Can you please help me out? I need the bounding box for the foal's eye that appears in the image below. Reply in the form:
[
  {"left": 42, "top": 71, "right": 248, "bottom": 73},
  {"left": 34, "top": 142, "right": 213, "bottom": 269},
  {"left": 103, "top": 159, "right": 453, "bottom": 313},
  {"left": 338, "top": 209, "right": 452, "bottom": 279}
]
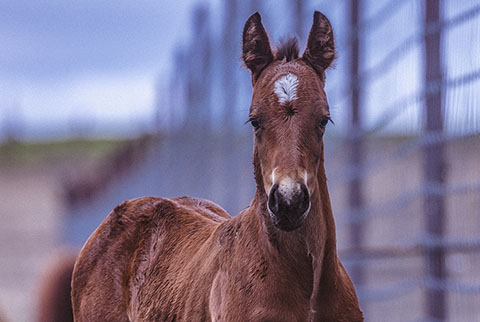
[
  {"left": 248, "top": 117, "right": 261, "bottom": 131},
  {"left": 318, "top": 116, "right": 331, "bottom": 129}
]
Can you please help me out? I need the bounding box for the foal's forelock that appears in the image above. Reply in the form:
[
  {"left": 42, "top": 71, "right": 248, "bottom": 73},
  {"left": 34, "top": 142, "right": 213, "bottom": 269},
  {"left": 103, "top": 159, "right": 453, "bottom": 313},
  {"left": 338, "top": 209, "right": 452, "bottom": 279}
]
[{"left": 275, "top": 37, "right": 300, "bottom": 62}]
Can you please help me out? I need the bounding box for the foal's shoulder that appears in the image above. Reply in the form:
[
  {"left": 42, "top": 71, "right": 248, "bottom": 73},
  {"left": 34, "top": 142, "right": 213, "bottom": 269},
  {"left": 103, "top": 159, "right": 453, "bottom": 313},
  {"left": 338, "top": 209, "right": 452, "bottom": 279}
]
[
  {"left": 75, "top": 196, "right": 229, "bottom": 269},
  {"left": 75, "top": 197, "right": 177, "bottom": 263},
  {"left": 73, "top": 196, "right": 229, "bottom": 320}
]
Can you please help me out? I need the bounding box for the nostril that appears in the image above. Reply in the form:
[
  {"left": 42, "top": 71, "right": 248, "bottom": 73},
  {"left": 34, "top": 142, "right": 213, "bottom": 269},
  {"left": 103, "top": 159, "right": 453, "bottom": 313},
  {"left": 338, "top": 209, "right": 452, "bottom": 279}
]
[
  {"left": 268, "top": 184, "right": 279, "bottom": 214},
  {"left": 299, "top": 184, "right": 310, "bottom": 213},
  {"left": 300, "top": 184, "right": 308, "bottom": 200}
]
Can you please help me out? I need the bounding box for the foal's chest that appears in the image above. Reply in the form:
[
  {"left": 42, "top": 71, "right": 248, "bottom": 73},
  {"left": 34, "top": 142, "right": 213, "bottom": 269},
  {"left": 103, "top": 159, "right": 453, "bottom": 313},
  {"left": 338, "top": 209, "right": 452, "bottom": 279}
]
[{"left": 208, "top": 267, "right": 311, "bottom": 322}]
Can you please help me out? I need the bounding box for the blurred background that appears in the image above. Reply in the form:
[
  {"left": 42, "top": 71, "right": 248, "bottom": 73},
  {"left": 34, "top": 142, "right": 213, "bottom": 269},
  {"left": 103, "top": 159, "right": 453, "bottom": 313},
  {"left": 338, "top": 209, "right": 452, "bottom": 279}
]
[{"left": 0, "top": 0, "right": 479, "bottom": 321}]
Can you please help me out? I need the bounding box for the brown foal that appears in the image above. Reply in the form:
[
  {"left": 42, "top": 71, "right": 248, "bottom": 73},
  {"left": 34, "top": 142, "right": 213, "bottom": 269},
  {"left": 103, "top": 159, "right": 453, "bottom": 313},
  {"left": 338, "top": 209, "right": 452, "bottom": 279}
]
[{"left": 71, "top": 11, "right": 363, "bottom": 322}]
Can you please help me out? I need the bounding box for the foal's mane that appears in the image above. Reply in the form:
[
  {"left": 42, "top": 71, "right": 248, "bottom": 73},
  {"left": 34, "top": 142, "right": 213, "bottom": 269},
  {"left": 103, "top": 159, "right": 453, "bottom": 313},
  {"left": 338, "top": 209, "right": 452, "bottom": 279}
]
[{"left": 275, "top": 37, "right": 299, "bottom": 62}]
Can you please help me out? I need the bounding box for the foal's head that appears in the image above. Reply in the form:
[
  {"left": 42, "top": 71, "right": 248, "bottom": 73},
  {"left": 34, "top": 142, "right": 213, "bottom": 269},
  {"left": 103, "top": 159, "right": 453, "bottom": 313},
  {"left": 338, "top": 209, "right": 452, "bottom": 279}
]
[{"left": 242, "top": 12, "right": 335, "bottom": 232}]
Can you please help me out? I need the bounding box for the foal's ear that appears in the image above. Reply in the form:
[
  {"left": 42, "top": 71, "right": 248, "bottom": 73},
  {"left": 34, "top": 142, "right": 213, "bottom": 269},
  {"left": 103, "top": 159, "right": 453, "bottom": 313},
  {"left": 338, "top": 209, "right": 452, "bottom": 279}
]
[
  {"left": 242, "top": 12, "right": 274, "bottom": 83},
  {"left": 302, "top": 11, "right": 336, "bottom": 76}
]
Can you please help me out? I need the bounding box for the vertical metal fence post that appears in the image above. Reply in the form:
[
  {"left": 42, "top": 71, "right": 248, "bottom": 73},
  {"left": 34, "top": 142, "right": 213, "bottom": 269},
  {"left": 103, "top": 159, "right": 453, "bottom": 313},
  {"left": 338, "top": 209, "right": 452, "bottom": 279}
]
[
  {"left": 423, "top": 0, "right": 447, "bottom": 320},
  {"left": 222, "top": 0, "right": 238, "bottom": 135},
  {"left": 348, "top": 0, "right": 364, "bottom": 287},
  {"left": 293, "top": 0, "right": 304, "bottom": 47}
]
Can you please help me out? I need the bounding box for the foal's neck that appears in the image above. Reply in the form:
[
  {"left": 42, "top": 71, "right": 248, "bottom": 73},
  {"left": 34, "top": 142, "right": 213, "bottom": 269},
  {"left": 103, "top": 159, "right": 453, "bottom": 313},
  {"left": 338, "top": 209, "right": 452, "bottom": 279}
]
[{"left": 244, "top": 146, "right": 363, "bottom": 319}]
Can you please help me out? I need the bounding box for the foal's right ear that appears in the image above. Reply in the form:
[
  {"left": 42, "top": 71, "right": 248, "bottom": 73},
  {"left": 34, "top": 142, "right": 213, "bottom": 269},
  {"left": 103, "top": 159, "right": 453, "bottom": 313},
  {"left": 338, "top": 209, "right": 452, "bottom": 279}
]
[{"left": 242, "top": 12, "right": 274, "bottom": 84}]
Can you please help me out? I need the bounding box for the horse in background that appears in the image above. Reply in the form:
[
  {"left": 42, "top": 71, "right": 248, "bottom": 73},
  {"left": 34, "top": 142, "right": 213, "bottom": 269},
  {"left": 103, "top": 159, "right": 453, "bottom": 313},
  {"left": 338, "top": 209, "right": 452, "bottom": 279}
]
[
  {"left": 0, "top": 306, "right": 7, "bottom": 322},
  {"left": 72, "top": 11, "right": 363, "bottom": 321},
  {"left": 0, "top": 250, "right": 76, "bottom": 322},
  {"left": 36, "top": 249, "right": 76, "bottom": 322}
]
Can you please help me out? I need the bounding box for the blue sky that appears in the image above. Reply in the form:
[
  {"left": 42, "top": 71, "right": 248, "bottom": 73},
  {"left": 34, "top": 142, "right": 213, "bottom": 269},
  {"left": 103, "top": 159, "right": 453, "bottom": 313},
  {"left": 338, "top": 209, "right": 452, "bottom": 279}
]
[
  {"left": 0, "top": 0, "right": 204, "bottom": 139},
  {"left": 1, "top": 0, "right": 478, "bottom": 140}
]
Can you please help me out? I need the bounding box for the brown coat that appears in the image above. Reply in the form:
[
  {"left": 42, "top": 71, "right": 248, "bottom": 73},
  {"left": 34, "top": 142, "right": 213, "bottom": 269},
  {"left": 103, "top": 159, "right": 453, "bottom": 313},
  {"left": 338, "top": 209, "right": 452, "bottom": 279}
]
[{"left": 72, "top": 11, "right": 363, "bottom": 322}]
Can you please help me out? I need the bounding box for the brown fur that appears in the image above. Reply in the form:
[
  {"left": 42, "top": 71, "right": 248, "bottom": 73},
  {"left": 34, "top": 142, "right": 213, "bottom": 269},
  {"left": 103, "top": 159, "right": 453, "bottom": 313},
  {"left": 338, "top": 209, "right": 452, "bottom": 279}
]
[{"left": 72, "top": 11, "right": 363, "bottom": 322}]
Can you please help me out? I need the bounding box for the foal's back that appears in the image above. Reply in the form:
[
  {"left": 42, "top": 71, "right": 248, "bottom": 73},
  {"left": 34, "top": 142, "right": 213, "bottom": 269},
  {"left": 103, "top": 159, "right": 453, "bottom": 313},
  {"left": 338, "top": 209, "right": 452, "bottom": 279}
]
[{"left": 71, "top": 196, "right": 229, "bottom": 322}]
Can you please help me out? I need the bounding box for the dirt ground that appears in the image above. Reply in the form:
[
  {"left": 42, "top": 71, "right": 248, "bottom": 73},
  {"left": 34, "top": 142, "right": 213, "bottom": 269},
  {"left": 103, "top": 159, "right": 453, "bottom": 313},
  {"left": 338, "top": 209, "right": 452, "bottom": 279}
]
[
  {"left": 0, "top": 164, "right": 62, "bottom": 322},
  {"left": 0, "top": 136, "right": 478, "bottom": 321},
  {"left": 0, "top": 139, "right": 123, "bottom": 322}
]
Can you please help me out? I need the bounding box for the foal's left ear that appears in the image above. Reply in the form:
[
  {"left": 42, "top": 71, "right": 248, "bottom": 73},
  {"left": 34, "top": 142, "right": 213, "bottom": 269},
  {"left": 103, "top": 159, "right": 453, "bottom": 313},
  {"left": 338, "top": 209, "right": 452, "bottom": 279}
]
[
  {"left": 302, "top": 11, "right": 336, "bottom": 76},
  {"left": 242, "top": 12, "right": 274, "bottom": 84}
]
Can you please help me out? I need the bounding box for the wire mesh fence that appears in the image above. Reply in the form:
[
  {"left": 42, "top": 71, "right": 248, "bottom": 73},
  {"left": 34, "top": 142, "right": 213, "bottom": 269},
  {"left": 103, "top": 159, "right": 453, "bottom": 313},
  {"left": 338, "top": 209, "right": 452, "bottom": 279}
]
[{"left": 324, "top": 0, "right": 480, "bottom": 321}]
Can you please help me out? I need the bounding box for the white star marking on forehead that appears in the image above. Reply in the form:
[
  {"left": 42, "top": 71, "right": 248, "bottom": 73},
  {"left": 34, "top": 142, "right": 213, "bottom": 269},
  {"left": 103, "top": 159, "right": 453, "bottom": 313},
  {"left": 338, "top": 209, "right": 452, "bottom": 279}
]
[{"left": 274, "top": 73, "right": 299, "bottom": 104}]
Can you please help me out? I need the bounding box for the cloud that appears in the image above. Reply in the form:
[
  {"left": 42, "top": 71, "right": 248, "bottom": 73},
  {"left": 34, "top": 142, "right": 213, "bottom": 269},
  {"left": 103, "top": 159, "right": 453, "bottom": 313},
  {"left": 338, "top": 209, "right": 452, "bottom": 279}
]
[
  {"left": 0, "top": 0, "right": 197, "bottom": 79},
  {"left": 19, "top": 72, "right": 155, "bottom": 129},
  {"left": 0, "top": 0, "right": 198, "bottom": 139}
]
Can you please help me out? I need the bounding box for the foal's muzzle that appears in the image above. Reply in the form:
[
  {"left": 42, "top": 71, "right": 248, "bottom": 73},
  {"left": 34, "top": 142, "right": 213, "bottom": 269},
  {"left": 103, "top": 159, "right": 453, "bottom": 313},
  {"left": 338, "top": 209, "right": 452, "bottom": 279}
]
[{"left": 267, "top": 182, "right": 311, "bottom": 231}]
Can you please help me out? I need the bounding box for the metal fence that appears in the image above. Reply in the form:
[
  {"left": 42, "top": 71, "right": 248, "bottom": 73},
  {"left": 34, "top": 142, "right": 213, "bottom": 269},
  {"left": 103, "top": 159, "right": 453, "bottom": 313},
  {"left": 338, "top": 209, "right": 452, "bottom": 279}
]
[{"left": 325, "top": 1, "right": 480, "bottom": 321}]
